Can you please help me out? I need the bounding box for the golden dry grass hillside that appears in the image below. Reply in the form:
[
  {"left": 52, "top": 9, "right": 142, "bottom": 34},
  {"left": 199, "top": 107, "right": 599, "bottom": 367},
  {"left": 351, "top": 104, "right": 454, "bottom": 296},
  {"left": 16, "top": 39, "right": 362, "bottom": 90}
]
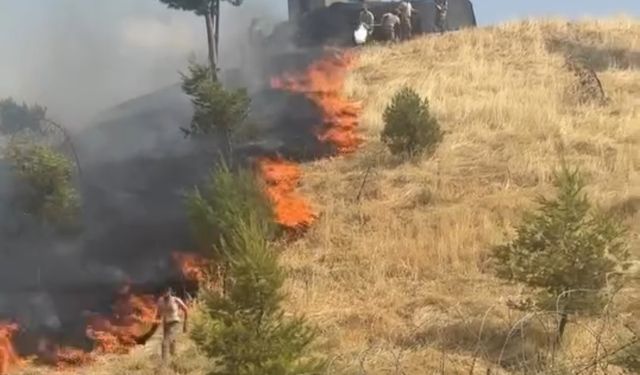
[
  {"left": 14, "top": 17, "right": 640, "bottom": 375},
  {"left": 281, "top": 17, "right": 640, "bottom": 374}
]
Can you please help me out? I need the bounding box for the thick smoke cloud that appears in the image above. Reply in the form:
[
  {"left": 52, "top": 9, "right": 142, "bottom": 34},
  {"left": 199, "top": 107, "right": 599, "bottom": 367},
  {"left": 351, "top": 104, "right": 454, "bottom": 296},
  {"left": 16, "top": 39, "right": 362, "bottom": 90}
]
[
  {"left": 0, "top": 0, "right": 287, "bottom": 128},
  {"left": 0, "top": 0, "right": 327, "bottom": 354}
]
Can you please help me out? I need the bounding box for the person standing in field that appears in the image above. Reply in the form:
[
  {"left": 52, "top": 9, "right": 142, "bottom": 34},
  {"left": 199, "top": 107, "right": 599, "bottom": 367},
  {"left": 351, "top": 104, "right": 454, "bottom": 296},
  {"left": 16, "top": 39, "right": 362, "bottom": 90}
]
[
  {"left": 435, "top": 0, "right": 448, "bottom": 33},
  {"left": 381, "top": 10, "right": 401, "bottom": 43},
  {"left": 156, "top": 287, "right": 188, "bottom": 362},
  {"left": 359, "top": 2, "right": 375, "bottom": 37},
  {"left": 397, "top": 0, "right": 416, "bottom": 40}
]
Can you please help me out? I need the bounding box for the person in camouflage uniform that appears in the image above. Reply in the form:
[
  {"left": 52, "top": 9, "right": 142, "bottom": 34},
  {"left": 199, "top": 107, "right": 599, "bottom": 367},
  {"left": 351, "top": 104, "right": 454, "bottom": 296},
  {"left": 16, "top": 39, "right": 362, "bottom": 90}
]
[
  {"left": 358, "top": 2, "right": 375, "bottom": 37},
  {"left": 435, "top": 0, "right": 448, "bottom": 33},
  {"left": 381, "top": 10, "right": 401, "bottom": 43},
  {"left": 397, "top": 0, "right": 416, "bottom": 41}
]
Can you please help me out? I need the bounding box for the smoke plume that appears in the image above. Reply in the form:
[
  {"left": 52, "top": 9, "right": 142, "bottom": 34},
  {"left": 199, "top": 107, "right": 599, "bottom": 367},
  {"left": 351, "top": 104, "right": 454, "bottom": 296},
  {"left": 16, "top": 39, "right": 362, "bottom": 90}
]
[{"left": 0, "top": 0, "right": 287, "bottom": 128}]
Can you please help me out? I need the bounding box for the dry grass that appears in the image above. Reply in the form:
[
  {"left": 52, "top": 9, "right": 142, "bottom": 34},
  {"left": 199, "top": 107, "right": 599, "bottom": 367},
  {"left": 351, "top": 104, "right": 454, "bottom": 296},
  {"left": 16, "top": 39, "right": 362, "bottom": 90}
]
[
  {"left": 16, "top": 17, "right": 640, "bottom": 375},
  {"left": 280, "top": 17, "right": 640, "bottom": 374}
]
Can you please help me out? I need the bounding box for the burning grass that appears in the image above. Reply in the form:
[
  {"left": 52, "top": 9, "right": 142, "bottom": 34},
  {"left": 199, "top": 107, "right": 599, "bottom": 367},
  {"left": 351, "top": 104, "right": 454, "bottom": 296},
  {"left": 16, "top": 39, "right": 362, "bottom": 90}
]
[
  {"left": 257, "top": 156, "right": 316, "bottom": 230},
  {"left": 259, "top": 51, "right": 362, "bottom": 231},
  {"left": 85, "top": 284, "right": 158, "bottom": 355},
  {"left": 0, "top": 322, "right": 20, "bottom": 375}
]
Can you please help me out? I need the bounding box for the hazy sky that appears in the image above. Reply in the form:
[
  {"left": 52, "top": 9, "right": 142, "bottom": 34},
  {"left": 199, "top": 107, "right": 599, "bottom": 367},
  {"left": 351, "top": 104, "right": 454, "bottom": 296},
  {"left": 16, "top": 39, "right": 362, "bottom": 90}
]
[{"left": 0, "top": 0, "right": 638, "bottom": 126}]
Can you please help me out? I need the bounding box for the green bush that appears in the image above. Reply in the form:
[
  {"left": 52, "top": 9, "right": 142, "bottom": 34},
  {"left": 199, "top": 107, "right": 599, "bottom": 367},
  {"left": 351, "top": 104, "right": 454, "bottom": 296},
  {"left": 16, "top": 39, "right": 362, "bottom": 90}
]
[
  {"left": 491, "top": 165, "right": 629, "bottom": 341},
  {"left": 381, "top": 87, "right": 443, "bottom": 157}
]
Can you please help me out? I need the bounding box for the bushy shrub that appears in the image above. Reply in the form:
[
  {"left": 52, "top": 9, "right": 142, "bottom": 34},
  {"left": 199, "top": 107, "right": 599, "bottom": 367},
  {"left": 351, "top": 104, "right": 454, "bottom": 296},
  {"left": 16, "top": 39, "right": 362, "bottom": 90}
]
[
  {"left": 381, "top": 87, "right": 443, "bottom": 157},
  {"left": 491, "top": 165, "right": 629, "bottom": 341}
]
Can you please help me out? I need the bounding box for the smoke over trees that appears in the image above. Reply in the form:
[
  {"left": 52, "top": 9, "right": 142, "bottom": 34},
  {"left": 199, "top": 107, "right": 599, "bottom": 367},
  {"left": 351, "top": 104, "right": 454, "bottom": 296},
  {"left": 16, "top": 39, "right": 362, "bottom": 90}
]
[
  {"left": 159, "top": 0, "right": 245, "bottom": 75},
  {"left": 0, "top": 98, "right": 80, "bottom": 233}
]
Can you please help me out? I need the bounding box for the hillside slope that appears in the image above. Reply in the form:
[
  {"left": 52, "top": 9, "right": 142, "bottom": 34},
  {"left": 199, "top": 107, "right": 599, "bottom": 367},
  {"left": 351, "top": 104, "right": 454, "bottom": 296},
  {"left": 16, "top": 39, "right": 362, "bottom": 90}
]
[
  {"left": 281, "top": 18, "right": 640, "bottom": 374},
  {"left": 13, "top": 17, "right": 640, "bottom": 375}
]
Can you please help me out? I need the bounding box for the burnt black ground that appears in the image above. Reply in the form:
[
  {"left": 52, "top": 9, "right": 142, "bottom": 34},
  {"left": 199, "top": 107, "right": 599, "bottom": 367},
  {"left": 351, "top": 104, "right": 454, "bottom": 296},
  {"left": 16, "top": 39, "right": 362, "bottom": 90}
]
[{"left": 0, "top": 50, "right": 329, "bottom": 355}]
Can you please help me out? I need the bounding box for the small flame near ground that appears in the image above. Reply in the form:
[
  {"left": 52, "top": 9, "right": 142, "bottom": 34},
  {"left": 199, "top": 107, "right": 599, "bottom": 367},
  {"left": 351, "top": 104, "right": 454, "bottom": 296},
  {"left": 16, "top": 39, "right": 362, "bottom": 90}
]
[
  {"left": 261, "top": 51, "right": 362, "bottom": 230},
  {"left": 37, "top": 339, "right": 93, "bottom": 369},
  {"left": 85, "top": 284, "right": 158, "bottom": 355},
  {"left": 172, "top": 252, "right": 210, "bottom": 285},
  {"left": 0, "top": 322, "right": 21, "bottom": 375}
]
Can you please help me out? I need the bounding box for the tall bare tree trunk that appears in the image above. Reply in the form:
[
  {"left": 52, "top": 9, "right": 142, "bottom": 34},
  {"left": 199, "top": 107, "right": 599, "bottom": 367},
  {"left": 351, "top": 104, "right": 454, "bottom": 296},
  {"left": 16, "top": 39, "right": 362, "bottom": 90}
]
[
  {"left": 214, "top": 0, "right": 220, "bottom": 64},
  {"left": 205, "top": 10, "right": 216, "bottom": 78}
]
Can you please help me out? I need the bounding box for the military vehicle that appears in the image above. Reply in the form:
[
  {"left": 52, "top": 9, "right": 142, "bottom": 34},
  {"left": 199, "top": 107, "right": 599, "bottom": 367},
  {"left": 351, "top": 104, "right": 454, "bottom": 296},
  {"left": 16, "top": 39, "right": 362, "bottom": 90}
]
[{"left": 285, "top": 0, "right": 477, "bottom": 46}]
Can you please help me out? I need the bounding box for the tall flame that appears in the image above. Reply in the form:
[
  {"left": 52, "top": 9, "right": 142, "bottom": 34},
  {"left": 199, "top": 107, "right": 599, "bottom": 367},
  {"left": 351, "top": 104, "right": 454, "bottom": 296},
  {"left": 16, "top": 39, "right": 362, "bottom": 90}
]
[
  {"left": 260, "top": 51, "right": 361, "bottom": 230},
  {"left": 257, "top": 157, "right": 316, "bottom": 230},
  {"left": 271, "top": 51, "right": 362, "bottom": 154},
  {"left": 0, "top": 322, "right": 20, "bottom": 375}
]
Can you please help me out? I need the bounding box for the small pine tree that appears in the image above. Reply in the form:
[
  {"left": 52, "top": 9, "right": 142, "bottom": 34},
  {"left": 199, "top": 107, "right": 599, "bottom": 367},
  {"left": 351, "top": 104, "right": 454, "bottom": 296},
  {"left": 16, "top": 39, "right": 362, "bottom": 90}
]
[
  {"left": 491, "top": 165, "right": 629, "bottom": 342},
  {"left": 381, "top": 87, "right": 443, "bottom": 157},
  {"left": 4, "top": 140, "right": 80, "bottom": 229},
  {"left": 187, "top": 166, "right": 325, "bottom": 375},
  {"left": 191, "top": 218, "right": 325, "bottom": 375},
  {"left": 180, "top": 60, "right": 250, "bottom": 153}
]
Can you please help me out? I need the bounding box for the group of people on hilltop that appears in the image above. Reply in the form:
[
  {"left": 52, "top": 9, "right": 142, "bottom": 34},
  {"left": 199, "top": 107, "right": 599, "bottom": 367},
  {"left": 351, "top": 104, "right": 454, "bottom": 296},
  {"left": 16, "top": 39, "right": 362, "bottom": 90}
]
[{"left": 358, "top": 0, "right": 448, "bottom": 43}]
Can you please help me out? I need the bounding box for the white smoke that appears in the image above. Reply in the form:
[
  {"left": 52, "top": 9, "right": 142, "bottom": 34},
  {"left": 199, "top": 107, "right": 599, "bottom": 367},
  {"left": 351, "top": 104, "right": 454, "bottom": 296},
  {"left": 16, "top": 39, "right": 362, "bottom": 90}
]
[{"left": 0, "top": 0, "right": 287, "bottom": 129}]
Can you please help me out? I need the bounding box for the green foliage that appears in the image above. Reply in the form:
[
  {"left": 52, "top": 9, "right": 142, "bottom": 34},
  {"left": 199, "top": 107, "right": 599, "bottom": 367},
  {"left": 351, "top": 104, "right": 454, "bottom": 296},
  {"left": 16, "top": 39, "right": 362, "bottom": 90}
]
[
  {"left": 191, "top": 219, "right": 325, "bottom": 375},
  {"left": 4, "top": 140, "right": 80, "bottom": 228},
  {"left": 0, "top": 98, "right": 46, "bottom": 135},
  {"left": 186, "top": 162, "right": 275, "bottom": 262},
  {"left": 187, "top": 165, "right": 324, "bottom": 375},
  {"left": 491, "top": 165, "right": 629, "bottom": 336},
  {"left": 381, "top": 87, "right": 443, "bottom": 157},
  {"left": 180, "top": 61, "right": 250, "bottom": 143}
]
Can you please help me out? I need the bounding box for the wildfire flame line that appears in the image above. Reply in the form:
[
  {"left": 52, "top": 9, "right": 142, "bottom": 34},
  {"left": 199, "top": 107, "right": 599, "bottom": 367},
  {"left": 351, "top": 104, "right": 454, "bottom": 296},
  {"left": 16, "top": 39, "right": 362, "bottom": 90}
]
[
  {"left": 0, "top": 51, "right": 362, "bottom": 373},
  {"left": 260, "top": 51, "right": 362, "bottom": 230}
]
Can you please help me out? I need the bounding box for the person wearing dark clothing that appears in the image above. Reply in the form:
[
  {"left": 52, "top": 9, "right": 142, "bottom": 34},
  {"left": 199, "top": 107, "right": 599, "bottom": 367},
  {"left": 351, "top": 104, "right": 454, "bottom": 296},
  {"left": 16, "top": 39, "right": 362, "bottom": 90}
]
[{"left": 435, "top": 0, "right": 448, "bottom": 33}]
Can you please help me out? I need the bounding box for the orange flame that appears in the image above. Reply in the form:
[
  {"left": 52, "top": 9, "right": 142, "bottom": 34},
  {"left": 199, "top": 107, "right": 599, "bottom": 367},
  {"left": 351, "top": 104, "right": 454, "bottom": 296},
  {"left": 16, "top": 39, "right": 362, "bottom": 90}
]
[
  {"left": 0, "top": 322, "right": 21, "bottom": 375},
  {"left": 37, "top": 338, "right": 93, "bottom": 369},
  {"left": 260, "top": 51, "right": 361, "bottom": 230},
  {"left": 85, "top": 284, "right": 157, "bottom": 355},
  {"left": 257, "top": 157, "right": 316, "bottom": 229},
  {"left": 172, "top": 252, "right": 210, "bottom": 284},
  {"left": 270, "top": 51, "right": 362, "bottom": 154}
]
